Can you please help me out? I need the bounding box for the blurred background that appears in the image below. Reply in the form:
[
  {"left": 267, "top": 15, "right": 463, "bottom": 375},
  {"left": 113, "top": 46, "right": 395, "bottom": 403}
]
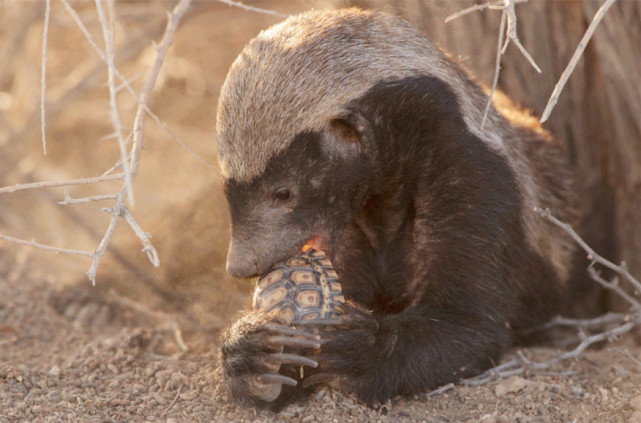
[{"left": 0, "top": 0, "right": 639, "bottom": 350}]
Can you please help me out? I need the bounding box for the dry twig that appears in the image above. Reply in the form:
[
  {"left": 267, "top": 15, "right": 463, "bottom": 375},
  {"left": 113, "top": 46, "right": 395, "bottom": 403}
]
[
  {"left": 483, "top": 6, "right": 507, "bottom": 128},
  {"left": 535, "top": 207, "right": 641, "bottom": 296},
  {"left": 1, "top": 0, "right": 194, "bottom": 284},
  {"left": 433, "top": 207, "right": 641, "bottom": 390},
  {"left": 426, "top": 206, "right": 641, "bottom": 396},
  {"left": 609, "top": 347, "right": 641, "bottom": 369},
  {"left": 0, "top": 234, "right": 93, "bottom": 258},
  {"left": 60, "top": 0, "right": 214, "bottom": 171},
  {"left": 463, "top": 321, "right": 635, "bottom": 386},
  {"left": 163, "top": 385, "right": 182, "bottom": 414},
  {"left": 540, "top": 0, "right": 617, "bottom": 122},
  {"left": 58, "top": 192, "right": 119, "bottom": 205},
  {"left": 95, "top": 0, "right": 134, "bottom": 205},
  {"left": 216, "top": 0, "right": 288, "bottom": 18},
  {"left": 529, "top": 312, "right": 628, "bottom": 333},
  {"left": 446, "top": 0, "right": 540, "bottom": 128},
  {"left": 0, "top": 173, "right": 124, "bottom": 194},
  {"left": 40, "top": 0, "right": 51, "bottom": 156}
]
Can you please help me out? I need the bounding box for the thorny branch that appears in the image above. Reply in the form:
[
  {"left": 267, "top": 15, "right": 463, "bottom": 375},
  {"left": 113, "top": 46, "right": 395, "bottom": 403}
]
[
  {"left": 216, "top": 0, "right": 289, "bottom": 18},
  {"left": 40, "top": 0, "right": 51, "bottom": 156},
  {"left": 0, "top": 234, "right": 93, "bottom": 258},
  {"left": 462, "top": 321, "right": 636, "bottom": 387},
  {"left": 427, "top": 208, "right": 640, "bottom": 394},
  {"left": 95, "top": 0, "right": 134, "bottom": 205},
  {"left": 59, "top": 0, "right": 215, "bottom": 172},
  {"left": 540, "top": 0, "right": 618, "bottom": 122},
  {"left": 536, "top": 207, "right": 641, "bottom": 296},
  {"left": 0, "top": 173, "right": 124, "bottom": 194},
  {"left": 446, "top": 0, "right": 540, "bottom": 128},
  {"left": 448, "top": 0, "right": 616, "bottom": 126},
  {"left": 0, "top": 0, "right": 194, "bottom": 284}
]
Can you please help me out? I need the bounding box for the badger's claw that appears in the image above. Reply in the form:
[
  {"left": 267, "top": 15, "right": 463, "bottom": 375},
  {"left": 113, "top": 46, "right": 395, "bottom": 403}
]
[
  {"left": 257, "top": 373, "right": 298, "bottom": 386},
  {"left": 267, "top": 335, "right": 321, "bottom": 350},
  {"left": 270, "top": 352, "right": 318, "bottom": 368},
  {"left": 264, "top": 322, "right": 320, "bottom": 339},
  {"left": 293, "top": 303, "right": 381, "bottom": 402},
  {"left": 221, "top": 311, "right": 321, "bottom": 406}
]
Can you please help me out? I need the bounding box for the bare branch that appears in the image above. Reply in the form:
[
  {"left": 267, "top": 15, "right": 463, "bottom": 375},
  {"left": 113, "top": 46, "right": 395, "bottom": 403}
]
[
  {"left": 216, "top": 0, "right": 289, "bottom": 18},
  {"left": 609, "top": 347, "right": 641, "bottom": 368},
  {"left": 0, "top": 234, "right": 93, "bottom": 258},
  {"left": 527, "top": 312, "right": 628, "bottom": 334},
  {"left": 447, "top": 0, "right": 539, "bottom": 128},
  {"left": 482, "top": 8, "right": 507, "bottom": 128},
  {"left": 502, "top": 0, "right": 541, "bottom": 72},
  {"left": 122, "top": 207, "right": 160, "bottom": 268},
  {"left": 95, "top": 0, "right": 134, "bottom": 205},
  {"left": 464, "top": 321, "right": 636, "bottom": 386},
  {"left": 425, "top": 382, "right": 455, "bottom": 398},
  {"left": 60, "top": 0, "right": 215, "bottom": 172},
  {"left": 87, "top": 200, "right": 122, "bottom": 285},
  {"left": 127, "top": 0, "right": 193, "bottom": 178},
  {"left": 462, "top": 207, "right": 641, "bottom": 387},
  {"left": 0, "top": 174, "right": 124, "bottom": 194},
  {"left": 445, "top": 1, "right": 503, "bottom": 23},
  {"left": 163, "top": 385, "right": 182, "bottom": 414},
  {"left": 40, "top": 0, "right": 51, "bottom": 156},
  {"left": 540, "top": 0, "right": 617, "bottom": 122},
  {"left": 588, "top": 266, "right": 641, "bottom": 309},
  {"left": 535, "top": 207, "right": 641, "bottom": 295},
  {"left": 58, "top": 192, "right": 119, "bottom": 205},
  {"left": 25, "top": 0, "right": 194, "bottom": 283}
]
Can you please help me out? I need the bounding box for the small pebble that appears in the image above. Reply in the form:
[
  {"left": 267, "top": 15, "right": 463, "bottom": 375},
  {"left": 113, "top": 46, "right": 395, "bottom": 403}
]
[
  {"left": 154, "top": 392, "right": 167, "bottom": 405},
  {"left": 631, "top": 395, "right": 641, "bottom": 411},
  {"left": 47, "top": 390, "right": 61, "bottom": 402},
  {"left": 599, "top": 387, "right": 609, "bottom": 401},
  {"left": 495, "top": 376, "right": 527, "bottom": 397}
]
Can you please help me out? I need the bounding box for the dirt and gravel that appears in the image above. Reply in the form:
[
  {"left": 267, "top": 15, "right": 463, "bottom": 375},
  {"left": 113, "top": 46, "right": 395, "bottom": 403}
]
[
  {"left": 1, "top": 248, "right": 640, "bottom": 423},
  {"left": 1, "top": 1, "right": 641, "bottom": 422}
]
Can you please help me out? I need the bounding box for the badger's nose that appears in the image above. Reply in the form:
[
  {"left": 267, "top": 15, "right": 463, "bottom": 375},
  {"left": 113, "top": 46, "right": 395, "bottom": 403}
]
[{"left": 226, "top": 240, "right": 259, "bottom": 278}]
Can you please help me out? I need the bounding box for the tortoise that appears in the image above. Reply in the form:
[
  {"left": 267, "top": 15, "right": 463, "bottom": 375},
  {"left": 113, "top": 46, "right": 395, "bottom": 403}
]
[
  {"left": 252, "top": 248, "right": 345, "bottom": 324},
  {"left": 248, "top": 248, "right": 345, "bottom": 402}
]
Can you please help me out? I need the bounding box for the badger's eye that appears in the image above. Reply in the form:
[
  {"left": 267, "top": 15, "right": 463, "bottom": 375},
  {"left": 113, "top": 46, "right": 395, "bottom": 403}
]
[{"left": 272, "top": 187, "right": 293, "bottom": 203}]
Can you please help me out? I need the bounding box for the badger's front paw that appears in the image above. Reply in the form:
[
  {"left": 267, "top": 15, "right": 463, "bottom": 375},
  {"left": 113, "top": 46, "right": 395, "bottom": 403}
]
[
  {"left": 220, "top": 311, "right": 321, "bottom": 407},
  {"left": 294, "top": 303, "right": 387, "bottom": 406}
]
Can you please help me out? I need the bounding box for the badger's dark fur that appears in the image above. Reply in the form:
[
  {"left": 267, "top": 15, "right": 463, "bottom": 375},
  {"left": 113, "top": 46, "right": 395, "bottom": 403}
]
[{"left": 217, "top": 9, "right": 581, "bottom": 408}]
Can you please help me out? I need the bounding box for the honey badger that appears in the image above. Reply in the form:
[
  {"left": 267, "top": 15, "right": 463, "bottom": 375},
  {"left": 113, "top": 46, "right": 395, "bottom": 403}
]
[{"left": 217, "top": 8, "right": 580, "bottom": 407}]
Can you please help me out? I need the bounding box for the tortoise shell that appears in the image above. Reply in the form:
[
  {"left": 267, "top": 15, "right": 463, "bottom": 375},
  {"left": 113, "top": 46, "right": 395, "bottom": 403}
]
[{"left": 252, "top": 249, "right": 344, "bottom": 324}]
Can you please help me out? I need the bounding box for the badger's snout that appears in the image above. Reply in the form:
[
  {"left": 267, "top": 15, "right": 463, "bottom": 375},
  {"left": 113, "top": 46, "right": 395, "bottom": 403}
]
[{"left": 226, "top": 239, "right": 260, "bottom": 278}]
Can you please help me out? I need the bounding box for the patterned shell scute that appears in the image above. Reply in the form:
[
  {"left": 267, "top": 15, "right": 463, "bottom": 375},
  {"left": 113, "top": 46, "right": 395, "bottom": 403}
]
[{"left": 252, "top": 249, "right": 344, "bottom": 323}]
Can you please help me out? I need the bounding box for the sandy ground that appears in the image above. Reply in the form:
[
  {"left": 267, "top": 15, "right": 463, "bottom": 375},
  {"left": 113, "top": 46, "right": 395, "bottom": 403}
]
[
  {"left": 1, "top": 249, "right": 640, "bottom": 423},
  {"left": 1, "top": 2, "right": 641, "bottom": 422}
]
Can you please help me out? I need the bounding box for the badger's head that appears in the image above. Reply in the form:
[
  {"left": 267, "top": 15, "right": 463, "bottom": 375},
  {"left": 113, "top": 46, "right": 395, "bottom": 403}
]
[{"left": 216, "top": 9, "right": 487, "bottom": 278}]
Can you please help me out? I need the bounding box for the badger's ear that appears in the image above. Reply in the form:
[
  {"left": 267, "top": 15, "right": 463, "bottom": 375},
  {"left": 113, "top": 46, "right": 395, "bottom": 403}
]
[{"left": 321, "top": 111, "right": 371, "bottom": 160}]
